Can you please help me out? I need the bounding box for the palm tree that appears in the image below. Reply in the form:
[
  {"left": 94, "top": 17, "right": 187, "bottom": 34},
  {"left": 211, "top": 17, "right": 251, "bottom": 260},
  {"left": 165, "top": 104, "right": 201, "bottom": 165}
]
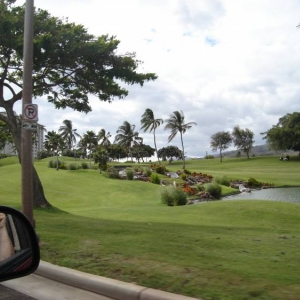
[
  {"left": 114, "top": 121, "right": 143, "bottom": 161},
  {"left": 140, "top": 108, "right": 163, "bottom": 164},
  {"left": 44, "top": 131, "right": 63, "bottom": 170},
  {"left": 58, "top": 120, "right": 81, "bottom": 158},
  {"left": 164, "top": 110, "right": 197, "bottom": 169},
  {"left": 97, "top": 129, "right": 111, "bottom": 147},
  {"left": 80, "top": 130, "right": 98, "bottom": 168}
]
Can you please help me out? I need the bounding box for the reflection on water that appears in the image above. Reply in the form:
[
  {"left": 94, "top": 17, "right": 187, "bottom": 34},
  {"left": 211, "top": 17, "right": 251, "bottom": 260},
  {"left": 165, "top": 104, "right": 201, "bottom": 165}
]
[{"left": 223, "top": 187, "right": 300, "bottom": 203}]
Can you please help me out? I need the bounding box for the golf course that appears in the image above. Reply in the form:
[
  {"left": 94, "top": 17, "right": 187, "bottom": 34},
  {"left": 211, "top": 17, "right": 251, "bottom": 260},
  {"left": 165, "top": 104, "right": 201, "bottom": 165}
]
[{"left": 1, "top": 155, "right": 300, "bottom": 300}]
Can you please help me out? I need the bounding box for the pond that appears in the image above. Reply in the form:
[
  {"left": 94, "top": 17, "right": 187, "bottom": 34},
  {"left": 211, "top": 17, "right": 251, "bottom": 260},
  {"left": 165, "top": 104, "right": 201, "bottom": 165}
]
[{"left": 222, "top": 187, "right": 300, "bottom": 204}]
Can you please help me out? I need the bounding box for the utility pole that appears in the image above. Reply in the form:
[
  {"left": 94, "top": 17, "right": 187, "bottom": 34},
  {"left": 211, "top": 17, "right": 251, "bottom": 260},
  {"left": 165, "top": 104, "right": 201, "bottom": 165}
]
[{"left": 21, "top": 0, "right": 35, "bottom": 225}]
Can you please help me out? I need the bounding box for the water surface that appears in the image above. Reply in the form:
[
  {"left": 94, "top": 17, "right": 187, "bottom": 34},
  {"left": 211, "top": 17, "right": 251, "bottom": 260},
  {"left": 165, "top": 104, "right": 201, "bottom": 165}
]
[{"left": 223, "top": 187, "right": 300, "bottom": 204}]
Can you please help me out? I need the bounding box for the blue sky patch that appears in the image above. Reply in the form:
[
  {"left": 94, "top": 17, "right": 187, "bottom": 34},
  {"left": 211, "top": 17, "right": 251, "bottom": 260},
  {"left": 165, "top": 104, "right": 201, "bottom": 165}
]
[{"left": 205, "top": 37, "right": 218, "bottom": 46}]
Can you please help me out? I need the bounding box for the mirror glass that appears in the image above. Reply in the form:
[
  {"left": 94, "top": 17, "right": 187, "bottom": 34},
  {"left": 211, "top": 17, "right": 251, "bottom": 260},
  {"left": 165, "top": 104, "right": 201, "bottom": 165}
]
[{"left": 0, "top": 206, "right": 40, "bottom": 282}]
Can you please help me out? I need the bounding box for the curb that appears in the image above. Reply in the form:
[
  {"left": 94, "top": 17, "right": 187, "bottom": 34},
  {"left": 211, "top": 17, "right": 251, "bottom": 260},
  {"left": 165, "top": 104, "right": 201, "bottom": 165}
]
[{"left": 35, "top": 261, "right": 200, "bottom": 300}]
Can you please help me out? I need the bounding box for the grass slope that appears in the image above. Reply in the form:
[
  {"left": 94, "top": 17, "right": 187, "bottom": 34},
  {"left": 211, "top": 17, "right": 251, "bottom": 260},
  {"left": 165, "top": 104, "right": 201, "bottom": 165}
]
[{"left": 1, "top": 155, "right": 300, "bottom": 300}]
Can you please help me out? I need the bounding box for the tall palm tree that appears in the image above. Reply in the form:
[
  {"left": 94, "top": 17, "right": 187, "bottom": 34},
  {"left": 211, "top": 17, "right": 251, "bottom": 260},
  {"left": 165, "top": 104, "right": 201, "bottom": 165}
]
[
  {"left": 97, "top": 129, "right": 111, "bottom": 147},
  {"left": 140, "top": 108, "right": 163, "bottom": 164},
  {"left": 115, "top": 121, "right": 142, "bottom": 161},
  {"left": 44, "top": 131, "right": 64, "bottom": 170},
  {"left": 164, "top": 110, "right": 197, "bottom": 169},
  {"left": 80, "top": 130, "right": 98, "bottom": 168},
  {"left": 58, "top": 120, "right": 81, "bottom": 157}
]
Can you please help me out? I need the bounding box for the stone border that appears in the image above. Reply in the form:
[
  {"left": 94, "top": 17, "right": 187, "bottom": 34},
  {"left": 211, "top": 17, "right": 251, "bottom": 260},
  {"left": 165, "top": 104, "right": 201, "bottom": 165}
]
[{"left": 36, "top": 261, "right": 200, "bottom": 300}]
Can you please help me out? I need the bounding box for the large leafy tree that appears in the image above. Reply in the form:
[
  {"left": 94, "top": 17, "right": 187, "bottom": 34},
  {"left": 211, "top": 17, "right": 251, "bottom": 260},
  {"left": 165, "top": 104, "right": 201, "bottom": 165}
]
[
  {"left": 107, "top": 144, "right": 127, "bottom": 161},
  {"left": 114, "top": 121, "right": 143, "bottom": 161},
  {"left": 0, "top": 1, "right": 156, "bottom": 206},
  {"left": 232, "top": 126, "right": 255, "bottom": 159},
  {"left": 164, "top": 110, "right": 197, "bottom": 169},
  {"left": 262, "top": 112, "right": 300, "bottom": 155},
  {"left": 210, "top": 131, "right": 232, "bottom": 162},
  {"left": 0, "top": 120, "right": 13, "bottom": 151},
  {"left": 140, "top": 108, "right": 163, "bottom": 164},
  {"left": 157, "top": 145, "right": 183, "bottom": 164},
  {"left": 131, "top": 143, "right": 155, "bottom": 163},
  {"left": 58, "top": 120, "right": 81, "bottom": 153}
]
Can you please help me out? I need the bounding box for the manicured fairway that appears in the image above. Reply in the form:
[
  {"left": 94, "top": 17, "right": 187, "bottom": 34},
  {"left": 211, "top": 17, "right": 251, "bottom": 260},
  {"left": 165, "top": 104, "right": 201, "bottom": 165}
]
[{"left": 1, "top": 155, "right": 300, "bottom": 299}]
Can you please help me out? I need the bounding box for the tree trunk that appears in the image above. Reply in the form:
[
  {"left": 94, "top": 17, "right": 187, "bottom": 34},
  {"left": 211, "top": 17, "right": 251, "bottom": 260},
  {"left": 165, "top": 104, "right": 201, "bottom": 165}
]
[
  {"left": 153, "top": 130, "right": 160, "bottom": 165},
  {"left": 32, "top": 167, "right": 51, "bottom": 207},
  {"left": 180, "top": 132, "right": 185, "bottom": 169}
]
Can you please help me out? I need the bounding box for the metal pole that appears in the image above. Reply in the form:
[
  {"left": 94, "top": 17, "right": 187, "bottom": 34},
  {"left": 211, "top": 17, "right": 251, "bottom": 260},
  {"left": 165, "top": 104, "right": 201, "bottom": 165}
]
[{"left": 21, "top": 0, "right": 34, "bottom": 225}]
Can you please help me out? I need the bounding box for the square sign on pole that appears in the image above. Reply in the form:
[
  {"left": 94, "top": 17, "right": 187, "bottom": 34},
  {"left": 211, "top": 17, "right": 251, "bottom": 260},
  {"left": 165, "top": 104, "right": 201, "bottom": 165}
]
[{"left": 23, "top": 103, "right": 38, "bottom": 121}]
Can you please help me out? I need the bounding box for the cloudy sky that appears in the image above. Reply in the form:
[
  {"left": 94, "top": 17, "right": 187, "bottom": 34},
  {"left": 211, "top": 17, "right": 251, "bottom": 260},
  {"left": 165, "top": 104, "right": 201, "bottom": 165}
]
[{"left": 14, "top": 0, "right": 300, "bottom": 157}]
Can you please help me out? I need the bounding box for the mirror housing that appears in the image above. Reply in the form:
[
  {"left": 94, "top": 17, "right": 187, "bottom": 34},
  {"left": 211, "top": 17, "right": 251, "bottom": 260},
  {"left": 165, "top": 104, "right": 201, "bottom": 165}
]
[{"left": 0, "top": 206, "right": 40, "bottom": 282}]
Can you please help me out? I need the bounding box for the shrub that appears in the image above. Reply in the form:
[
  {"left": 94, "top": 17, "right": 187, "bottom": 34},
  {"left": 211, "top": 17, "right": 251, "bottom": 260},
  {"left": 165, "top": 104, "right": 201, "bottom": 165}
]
[
  {"left": 126, "top": 168, "right": 134, "bottom": 180},
  {"left": 205, "top": 182, "right": 222, "bottom": 198},
  {"left": 150, "top": 173, "right": 161, "bottom": 184},
  {"left": 180, "top": 173, "right": 187, "bottom": 181},
  {"left": 196, "top": 184, "right": 205, "bottom": 192},
  {"left": 213, "top": 175, "right": 230, "bottom": 187},
  {"left": 106, "top": 167, "right": 120, "bottom": 179},
  {"left": 59, "top": 162, "right": 68, "bottom": 170},
  {"left": 183, "top": 169, "right": 191, "bottom": 175},
  {"left": 81, "top": 162, "right": 89, "bottom": 169},
  {"left": 153, "top": 164, "right": 167, "bottom": 174},
  {"left": 69, "top": 163, "right": 78, "bottom": 170},
  {"left": 48, "top": 159, "right": 61, "bottom": 169},
  {"left": 161, "top": 186, "right": 187, "bottom": 206},
  {"left": 143, "top": 167, "right": 152, "bottom": 177},
  {"left": 37, "top": 151, "right": 51, "bottom": 160},
  {"left": 205, "top": 155, "right": 215, "bottom": 159},
  {"left": 248, "top": 177, "right": 261, "bottom": 187}
]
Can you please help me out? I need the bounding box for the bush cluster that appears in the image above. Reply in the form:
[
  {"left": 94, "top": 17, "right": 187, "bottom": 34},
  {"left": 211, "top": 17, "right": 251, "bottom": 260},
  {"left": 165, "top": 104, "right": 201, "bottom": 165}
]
[
  {"left": 150, "top": 173, "right": 161, "bottom": 184},
  {"left": 69, "top": 163, "right": 78, "bottom": 170},
  {"left": 247, "top": 177, "right": 261, "bottom": 187},
  {"left": 81, "top": 162, "right": 89, "bottom": 169},
  {"left": 196, "top": 184, "right": 205, "bottom": 192},
  {"left": 126, "top": 169, "right": 134, "bottom": 180},
  {"left": 213, "top": 175, "right": 230, "bottom": 187},
  {"left": 180, "top": 173, "right": 187, "bottom": 181},
  {"left": 47, "top": 159, "right": 93, "bottom": 170},
  {"left": 183, "top": 169, "right": 191, "bottom": 175},
  {"left": 161, "top": 186, "right": 187, "bottom": 206},
  {"left": 247, "top": 177, "right": 273, "bottom": 187},
  {"left": 151, "top": 164, "right": 168, "bottom": 174},
  {"left": 48, "top": 159, "right": 61, "bottom": 169},
  {"left": 205, "top": 182, "right": 222, "bottom": 198},
  {"left": 143, "top": 167, "right": 152, "bottom": 176}
]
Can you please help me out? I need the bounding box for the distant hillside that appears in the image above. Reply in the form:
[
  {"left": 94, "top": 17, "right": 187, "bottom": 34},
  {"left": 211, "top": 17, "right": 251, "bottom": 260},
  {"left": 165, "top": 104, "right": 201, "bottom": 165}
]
[{"left": 220, "top": 144, "right": 295, "bottom": 158}]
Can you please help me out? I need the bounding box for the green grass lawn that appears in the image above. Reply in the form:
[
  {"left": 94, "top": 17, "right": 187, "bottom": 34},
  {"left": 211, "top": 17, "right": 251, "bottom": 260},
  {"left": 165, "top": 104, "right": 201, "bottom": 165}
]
[{"left": 1, "top": 155, "right": 300, "bottom": 300}]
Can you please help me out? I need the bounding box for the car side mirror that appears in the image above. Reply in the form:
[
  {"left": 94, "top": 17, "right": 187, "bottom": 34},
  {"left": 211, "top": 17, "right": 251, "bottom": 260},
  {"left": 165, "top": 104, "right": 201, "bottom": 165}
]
[{"left": 0, "top": 206, "right": 40, "bottom": 282}]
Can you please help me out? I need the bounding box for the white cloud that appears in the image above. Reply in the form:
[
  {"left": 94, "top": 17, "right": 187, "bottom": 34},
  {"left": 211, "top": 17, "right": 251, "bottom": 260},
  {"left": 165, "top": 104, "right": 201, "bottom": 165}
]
[{"left": 11, "top": 0, "right": 300, "bottom": 157}]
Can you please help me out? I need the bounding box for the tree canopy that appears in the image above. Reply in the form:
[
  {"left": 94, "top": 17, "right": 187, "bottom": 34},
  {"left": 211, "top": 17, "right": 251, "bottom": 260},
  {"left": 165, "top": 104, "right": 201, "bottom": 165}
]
[
  {"left": 140, "top": 108, "right": 163, "bottom": 164},
  {"left": 210, "top": 131, "right": 232, "bottom": 162},
  {"left": 0, "top": 1, "right": 156, "bottom": 206},
  {"left": 164, "top": 110, "right": 197, "bottom": 169},
  {"left": 232, "top": 126, "right": 255, "bottom": 159},
  {"left": 262, "top": 112, "right": 300, "bottom": 154},
  {"left": 157, "top": 145, "right": 183, "bottom": 164}
]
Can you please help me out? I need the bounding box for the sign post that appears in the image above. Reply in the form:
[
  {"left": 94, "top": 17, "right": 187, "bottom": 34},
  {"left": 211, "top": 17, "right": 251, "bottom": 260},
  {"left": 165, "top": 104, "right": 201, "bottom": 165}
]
[{"left": 21, "top": 0, "right": 35, "bottom": 225}]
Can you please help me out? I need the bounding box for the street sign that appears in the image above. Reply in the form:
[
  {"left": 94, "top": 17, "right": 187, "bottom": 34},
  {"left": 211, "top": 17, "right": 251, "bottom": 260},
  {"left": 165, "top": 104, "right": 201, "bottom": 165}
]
[
  {"left": 23, "top": 104, "right": 38, "bottom": 121},
  {"left": 22, "top": 121, "right": 37, "bottom": 131}
]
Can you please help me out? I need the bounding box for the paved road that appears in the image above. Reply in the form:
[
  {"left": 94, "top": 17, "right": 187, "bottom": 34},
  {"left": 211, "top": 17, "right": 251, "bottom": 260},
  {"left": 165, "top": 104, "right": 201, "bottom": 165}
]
[{"left": 0, "top": 285, "right": 36, "bottom": 300}]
